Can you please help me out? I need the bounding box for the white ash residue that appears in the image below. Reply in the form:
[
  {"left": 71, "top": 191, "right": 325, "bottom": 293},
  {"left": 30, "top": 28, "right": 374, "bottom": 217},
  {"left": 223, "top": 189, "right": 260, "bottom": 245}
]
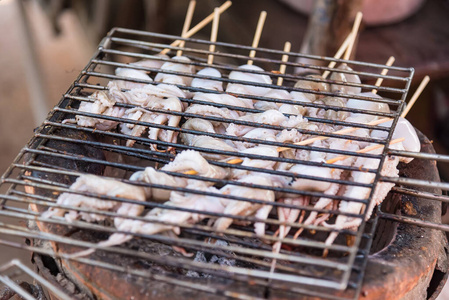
[{"left": 186, "top": 240, "right": 237, "bottom": 278}]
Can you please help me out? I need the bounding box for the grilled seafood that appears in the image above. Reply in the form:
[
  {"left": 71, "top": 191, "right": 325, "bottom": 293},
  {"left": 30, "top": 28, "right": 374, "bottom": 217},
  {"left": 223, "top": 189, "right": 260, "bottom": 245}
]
[
  {"left": 371, "top": 117, "right": 421, "bottom": 162},
  {"left": 154, "top": 56, "right": 195, "bottom": 86},
  {"left": 254, "top": 89, "right": 292, "bottom": 111},
  {"left": 191, "top": 67, "right": 224, "bottom": 92},
  {"left": 323, "top": 146, "right": 382, "bottom": 248},
  {"left": 181, "top": 118, "right": 237, "bottom": 160},
  {"left": 292, "top": 74, "right": 330, "bottom": 102},
  {"left": 131, "top": 150, "right": 228, "bottom": 201},
  {"left": 226, "top": 109, "right": 305, "bottom": 137},
  {"left": 42, "top": 175, "right": 146, "bottom": 227},
  {"left": 288, "top": 140, "right": 333, "bottom": 192},
  {"left": 162, "top": 150, "right": 229, "bottom": 180},
  {"left": 63, "top": 91, "right": 125, "bottom": 131},
  {"left": 108, "top": 83, "right": 186, "bottom": 107},
  {"left": 233, "top": 128, "right": 277, "bottom": 150},
  {"left": 231, "top": 145, "right": 279, "bottom": 179},
  {"left": 185, "top": 104, "right": 240, "bottom": 121},
  {"left": 180, "top": 118, "right": 216, "bottom": 144},
  {"left": 294, "top": 138, "right": 360, "bottom": 236},
  {"left": 120, "top": 96, "right": 183, "bottom": 148},
  {"left": 112, "top": 67, "right": 153, "bottom": 90},
  {"left": 330, "top": 63, "right": 362, "bottom": 95},
  {"left": 187, "top": 135, "right": 238, "bottom": 160},
  {"left": 193, "top": 92, "right": 253, "bottom": 115},
  {"left": 226, "top": 64, "right": 272, "bottom": 97},
  {"left": 72, "top": 181, "right": 226, "bottom": 257},
  {"left": 214, "top": 175, "right": 275, "bottom": 234}
]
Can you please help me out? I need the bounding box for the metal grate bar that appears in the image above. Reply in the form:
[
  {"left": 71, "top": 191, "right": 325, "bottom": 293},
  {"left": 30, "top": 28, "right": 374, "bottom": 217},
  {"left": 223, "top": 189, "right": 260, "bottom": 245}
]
[{"left": 0, "top": 259, "right": 72, "bottom": 300}]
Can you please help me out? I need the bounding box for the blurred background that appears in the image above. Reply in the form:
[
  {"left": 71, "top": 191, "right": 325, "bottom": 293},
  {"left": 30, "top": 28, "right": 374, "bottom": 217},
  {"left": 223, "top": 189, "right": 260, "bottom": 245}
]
[{"left": 1, "top": 0, "right": 449, "bottom": 297}]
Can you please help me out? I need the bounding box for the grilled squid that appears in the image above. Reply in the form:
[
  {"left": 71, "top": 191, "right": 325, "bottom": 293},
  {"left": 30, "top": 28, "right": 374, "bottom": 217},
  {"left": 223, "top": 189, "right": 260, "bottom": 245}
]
[
  {"left": 371, "top": 117, "right": 421, "bottom": 162},
  {"left": 42, "top": 175, "right": 147, "bottom": 227},
  {"left": 226, "top": 109, "right": 305, "bottom": 137},
  {"left": 112, "top": 67, "right": 153, "bottom": 90},
  {"left": 292, "top": 74, "right": 330, "bottom": 102},
  {"left": 108, "top": 83, "right": 186, "bottom": 107},
  {"left": 131, "top": 150, "right": 229, "bottom": 201},
  {"left": 226, "top": 64, "right": 272, "bottom": 97},
  {"left": 154, "top": 56, "right": 195, "bottom": 86},
  {"left": 71, "top": 181, "right": 227, "bottom": 258},
  {"left": 63, "top": 91, "right": 125, "bottom": 131},
  {"left": 214, "top": 175, "right": 275, "bottom": 235},
  {"left": 330, "top": 63, "right": 362, "bottom": 95},
  {"left": 191, "top": 67, "right": 223, "bottom": 92},
  {"left": 120, "top": 96, "right": 183, "bottom": 149}
]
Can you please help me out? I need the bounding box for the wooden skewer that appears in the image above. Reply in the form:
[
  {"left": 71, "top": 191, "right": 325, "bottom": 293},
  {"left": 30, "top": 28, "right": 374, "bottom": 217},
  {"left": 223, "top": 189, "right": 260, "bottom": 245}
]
[
  {"left": 343, "top": 12, "right": 363, "bottom": 61},
  {"left": 207, "top": 7, "right": 221, "bottom": 65},
  {"left": 176, "top": 0, "right": 197, "bottom": 57},
  {"left": 371, "top": 56, "right": 395, "bottom": 94},
  {"left": 325, "top": 138, "right": 405, "bottom": 165},
  {"left": 247, "top": 11, "right": 267, "bottom": 65},
  {"left": 401, "top": 75, "right": 430, "bottom": 118},
  {"left": 276, "top": 42, "right": 291, "bottom": 86},
  {"left": 322, "top": 33, "right": 353, "bottom": 79},
  {"left": 160, "top": 1, "right": 232, "bottom": 55}
]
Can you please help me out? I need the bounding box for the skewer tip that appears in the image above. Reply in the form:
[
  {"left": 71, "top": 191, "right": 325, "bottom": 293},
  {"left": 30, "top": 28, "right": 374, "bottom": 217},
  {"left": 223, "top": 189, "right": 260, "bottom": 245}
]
[
  {"left": 401, "top": 75, "right": 430, "bottom": 118},
  {"left": 343, "top": 11, "right": 363, "bottom": 61}
]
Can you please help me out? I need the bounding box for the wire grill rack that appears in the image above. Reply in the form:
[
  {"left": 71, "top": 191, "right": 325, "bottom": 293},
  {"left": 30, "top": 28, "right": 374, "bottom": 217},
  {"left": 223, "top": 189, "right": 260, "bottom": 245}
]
[
  {"left": 2, "top": 27, "right": 445, "bottom": 299},
  {"left": 0, "top": 259, "right": 71, "bottom": 300}
]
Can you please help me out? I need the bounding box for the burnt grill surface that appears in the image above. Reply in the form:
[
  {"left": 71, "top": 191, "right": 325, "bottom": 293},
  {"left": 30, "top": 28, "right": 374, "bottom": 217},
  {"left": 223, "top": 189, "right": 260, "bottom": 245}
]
[{"left": 3, "top": 27, "right": 446, "bottom": 300}]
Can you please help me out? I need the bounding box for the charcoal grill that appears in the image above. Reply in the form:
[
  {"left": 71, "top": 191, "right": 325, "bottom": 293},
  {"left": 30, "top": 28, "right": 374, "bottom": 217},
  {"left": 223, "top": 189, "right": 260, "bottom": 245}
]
[{"left": 0, "top": 27, "right": 448, "bottom": 300}]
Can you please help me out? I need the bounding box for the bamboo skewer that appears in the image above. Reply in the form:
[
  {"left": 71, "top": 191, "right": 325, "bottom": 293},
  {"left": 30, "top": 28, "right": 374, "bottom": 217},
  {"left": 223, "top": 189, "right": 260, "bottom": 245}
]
[
  {"left": 343, "top": 12, "right": 363, "bottom": 61},
  {"left": 326, "top": 138, "right": 405, "bottom": 165},
  {"left": 247, "top": 11, "right": 267, "bottom": 65},
  {"left": 321, "top": 12, "right": 362, "bottom": 79},
  {"left": 322, "top": 33, "right": 353, "bottom": 79},
  {"left": 176, "top": 0, "right": 196, "bottom": 57},
  {"left": 371, "top": 56, "right": 395, "bottom": 94},
  {"left": 160, "top": 1, "right": 232, "bottom": 55},
  {"left": 401, "top": 75, "right": 430, "bottom": 118},
  {"left": 207, "top": 8, "right": 220, "bottom": 65},
  {"left": 276, "top": 42, "right": 291, "bottom": 86}
]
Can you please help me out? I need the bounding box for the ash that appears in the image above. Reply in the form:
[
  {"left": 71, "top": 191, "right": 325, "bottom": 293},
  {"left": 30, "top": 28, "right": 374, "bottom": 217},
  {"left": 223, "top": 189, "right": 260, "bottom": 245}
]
[{"left": 186, "top": 240, "right": 237, "bottom": 278}]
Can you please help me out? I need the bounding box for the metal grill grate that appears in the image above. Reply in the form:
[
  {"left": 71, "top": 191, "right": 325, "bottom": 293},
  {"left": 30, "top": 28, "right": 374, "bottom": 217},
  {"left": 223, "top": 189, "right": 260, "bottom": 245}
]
[
  {"left": 2, "top": 27, "right": 443, "bottom": 300},
  {"left": 0, "top": 259, "right": 71, "bottom": 300}
]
